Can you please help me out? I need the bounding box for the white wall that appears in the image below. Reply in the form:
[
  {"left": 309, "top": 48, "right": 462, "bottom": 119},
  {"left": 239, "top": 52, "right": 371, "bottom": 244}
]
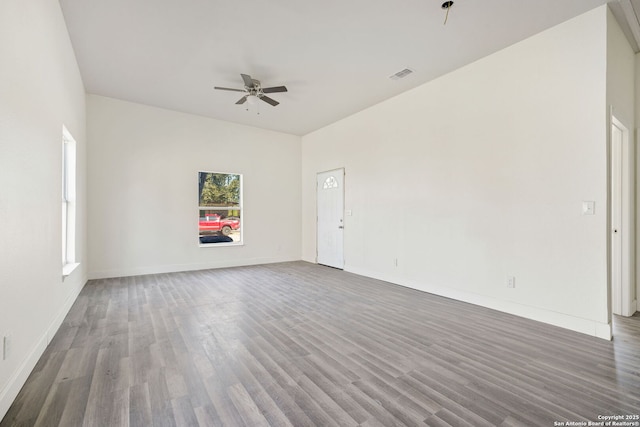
[
  {"left": 637, "top": 52, "right": 640, "bottom": 307},
  {"left": 302, "top": 7, "right": 610, "bottom": 338},
  {"left": 0, "top": 0, "right": 87, "bottom": 419},
  {"left": 607, "top": 7, "right": 637, "bottom": 314},
  {"left": 87, "top": 95, "right": 301, "bottom": 278}
]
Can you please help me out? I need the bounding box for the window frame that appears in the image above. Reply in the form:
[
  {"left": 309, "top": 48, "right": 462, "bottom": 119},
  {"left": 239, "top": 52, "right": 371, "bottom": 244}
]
[
  {"left": 198, "top": 170, "right": 243, "bottom": 247},
  {"left": 62, "top": 126, "right": 79, "bottom": 277}
]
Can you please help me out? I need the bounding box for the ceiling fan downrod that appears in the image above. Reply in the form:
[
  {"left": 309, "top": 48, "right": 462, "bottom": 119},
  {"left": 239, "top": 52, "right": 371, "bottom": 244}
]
[{"left": 442, "top": 1, "right": 454, "bottom": 25}]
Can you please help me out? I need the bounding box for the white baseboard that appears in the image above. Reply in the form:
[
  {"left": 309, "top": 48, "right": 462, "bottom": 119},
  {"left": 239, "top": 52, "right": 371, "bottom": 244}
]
[
  {"left": 0, "top": 333, "right": 48, "bottom": 423},
  {"left": 345, "top": 265, "right": 612, "bottom": 341},
  {"left": 88, "top": 256, "right": 302, "bottom": 280},
  {"left": 0, "top": 278, "right": 87, "bottom": 421}
]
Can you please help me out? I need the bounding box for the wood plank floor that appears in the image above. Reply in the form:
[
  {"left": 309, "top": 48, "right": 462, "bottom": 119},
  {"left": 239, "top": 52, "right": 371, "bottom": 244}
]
[{"left": 2, "top": 261, "right": 639, "bottom": 426}]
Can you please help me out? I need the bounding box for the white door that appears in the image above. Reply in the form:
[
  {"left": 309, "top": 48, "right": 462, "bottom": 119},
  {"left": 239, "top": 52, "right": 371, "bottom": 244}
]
[
  {"left": 611, "top": 119, "right": 623, "bottom": 316},
  {"left": 610, "top": 115, "right": 633, "bottom": 317},
  {"left": 317, "top": 168, "right": 344, "bottom": 269}
]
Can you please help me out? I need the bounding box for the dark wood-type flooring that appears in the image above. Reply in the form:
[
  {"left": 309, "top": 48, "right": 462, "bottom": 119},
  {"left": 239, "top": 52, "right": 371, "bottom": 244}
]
[{"left": 2, "top": 261, "right": 640, "bottom": 426}]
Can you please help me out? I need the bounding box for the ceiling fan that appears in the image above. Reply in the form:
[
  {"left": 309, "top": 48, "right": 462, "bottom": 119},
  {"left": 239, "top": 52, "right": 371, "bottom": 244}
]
[{"left": 214, "top": 74, "right": 288, "bottom": 107}]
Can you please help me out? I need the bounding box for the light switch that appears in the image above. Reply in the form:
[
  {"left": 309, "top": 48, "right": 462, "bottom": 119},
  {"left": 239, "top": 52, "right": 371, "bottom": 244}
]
[
  {"left": 582, "top": 201, "right": 595, "bottom": 215},
  {"left": 345, "top": 210, "right": 352, "bottom": 216}
]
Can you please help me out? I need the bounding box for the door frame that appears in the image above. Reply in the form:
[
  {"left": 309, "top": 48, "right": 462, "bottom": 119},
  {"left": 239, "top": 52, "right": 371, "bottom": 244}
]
[
  {"left": 609, "top": 112, "right": 635, "bottom": 317},
  {"left": 316, "top": 167, "right": 345, "bottom": 269}
]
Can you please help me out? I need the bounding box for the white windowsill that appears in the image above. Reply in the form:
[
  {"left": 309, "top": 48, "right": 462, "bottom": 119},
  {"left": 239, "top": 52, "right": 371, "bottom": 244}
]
[
  {"left": 62, "top": 262, "right": 80, "bottom": 278},
  {"left": 199, "top": 242, "right": 244, "bottom": 248}
]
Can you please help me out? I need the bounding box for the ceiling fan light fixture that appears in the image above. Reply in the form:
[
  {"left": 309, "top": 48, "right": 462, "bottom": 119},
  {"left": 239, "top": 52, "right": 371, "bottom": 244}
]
[{"left": 247, "top": 94, "right": 259, "bottom": 106}]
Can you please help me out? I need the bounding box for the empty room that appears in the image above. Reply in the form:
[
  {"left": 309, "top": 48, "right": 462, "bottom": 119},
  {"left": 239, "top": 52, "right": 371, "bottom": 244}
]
[{"left": 1, "top": 0, "right": 640, "bottom": 425}]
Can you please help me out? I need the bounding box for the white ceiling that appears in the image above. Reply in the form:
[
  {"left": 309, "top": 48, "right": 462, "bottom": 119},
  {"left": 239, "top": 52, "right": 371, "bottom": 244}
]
[{"left": 59, "top": 0, "right": 612, "bottom": 136}]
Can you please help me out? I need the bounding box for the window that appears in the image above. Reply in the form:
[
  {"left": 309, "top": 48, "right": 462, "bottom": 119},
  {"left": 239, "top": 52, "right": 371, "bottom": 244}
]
[
  {"left": 198, "top": 171, "right": 242, "bottom": 245},
  {"left": 62, "top": 126, "right": 78, "bottom": 276},
  {"left": 323, "top": 176, "right": 339, "bottom": 189}
]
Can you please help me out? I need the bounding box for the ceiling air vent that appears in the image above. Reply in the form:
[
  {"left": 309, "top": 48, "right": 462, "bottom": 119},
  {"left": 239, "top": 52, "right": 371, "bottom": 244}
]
[{"left": 389, "top": 68, "right": 414, "bottom": 80}]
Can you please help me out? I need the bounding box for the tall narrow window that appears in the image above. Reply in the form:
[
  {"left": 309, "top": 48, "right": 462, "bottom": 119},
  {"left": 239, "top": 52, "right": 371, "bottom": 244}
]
[
  {"left": 62, "top": 126, "right": 77, "bottom": 276},
  {"left": 198, "top": 171, "right": 242, "bottom": 245}
]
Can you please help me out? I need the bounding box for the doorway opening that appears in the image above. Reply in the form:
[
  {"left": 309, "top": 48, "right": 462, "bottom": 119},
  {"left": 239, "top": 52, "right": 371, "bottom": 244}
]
[{"left": 610, "top": 114, "right": 635, "bottom": 319}]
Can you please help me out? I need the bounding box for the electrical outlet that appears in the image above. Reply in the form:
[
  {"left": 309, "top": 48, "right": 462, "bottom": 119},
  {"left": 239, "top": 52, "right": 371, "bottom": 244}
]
[
  {"left": 2, "top": 334, "right": 10, "bottom": 360},
  {"left": 507, "top": 276, "right": 516, "bottom": 289}
]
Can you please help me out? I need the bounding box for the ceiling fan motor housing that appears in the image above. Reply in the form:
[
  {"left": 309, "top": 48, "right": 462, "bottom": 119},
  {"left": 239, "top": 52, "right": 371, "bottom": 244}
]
[
  {"left": 250, "top": 79, "right": 260, "bottom": 89},
  {"left": 243, "top": 78, "right": 263, "bottom": 99}
]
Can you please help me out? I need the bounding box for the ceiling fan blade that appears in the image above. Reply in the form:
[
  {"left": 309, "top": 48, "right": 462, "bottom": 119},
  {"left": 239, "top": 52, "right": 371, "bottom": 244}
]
[
  {"left": 236, "top": 96, "right": 248, "bottom": 105},
  {"left": 241, "top": 74, "right": 254, "bottom": 88},
  {"left": 262, "top": 86, "right": 288, "bottom": 94},
  {"left": 214, "top": 86, "right": 246, "bottom": 92},
  {"left": 259, "top": 95, "right": 279, "bottom": 106}
]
